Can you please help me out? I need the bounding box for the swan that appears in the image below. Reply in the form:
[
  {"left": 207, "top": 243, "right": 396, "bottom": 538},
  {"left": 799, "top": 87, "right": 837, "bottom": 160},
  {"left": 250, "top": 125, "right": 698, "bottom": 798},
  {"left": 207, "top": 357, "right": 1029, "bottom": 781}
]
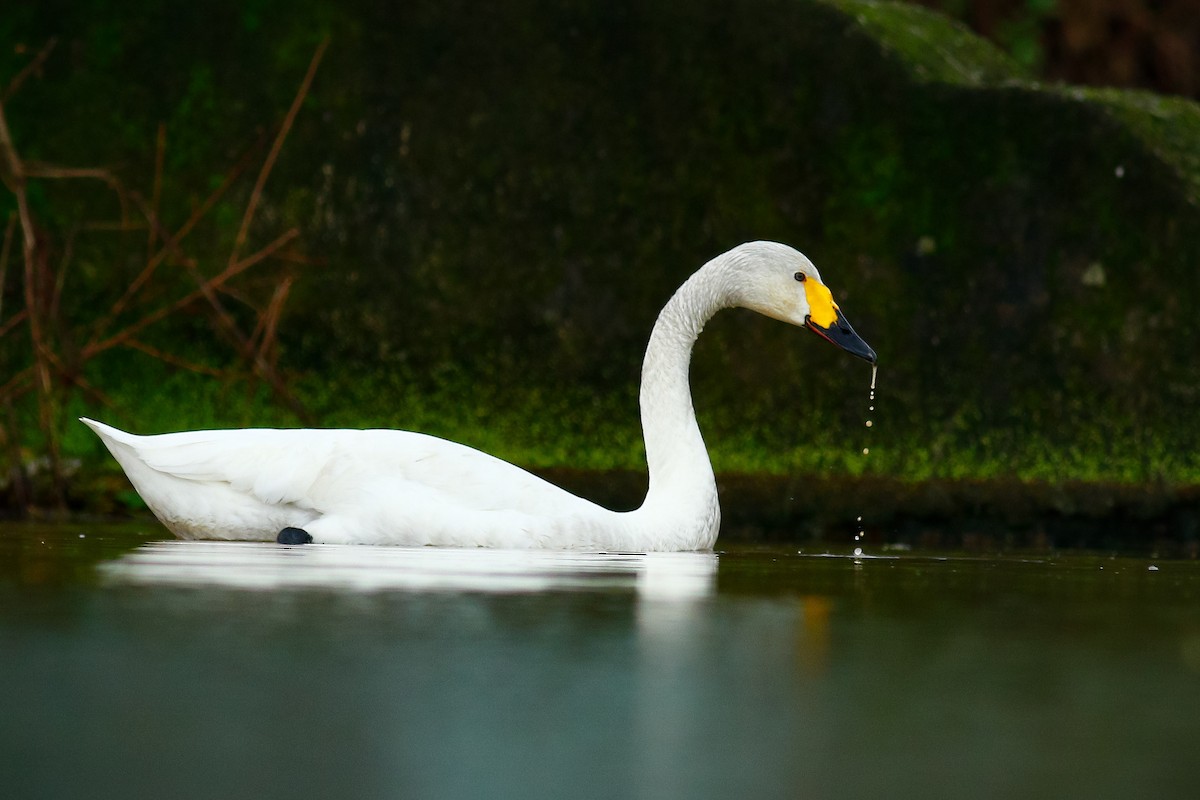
[{"left": 82, "top": 241, "right": 876, "bottom": 551}]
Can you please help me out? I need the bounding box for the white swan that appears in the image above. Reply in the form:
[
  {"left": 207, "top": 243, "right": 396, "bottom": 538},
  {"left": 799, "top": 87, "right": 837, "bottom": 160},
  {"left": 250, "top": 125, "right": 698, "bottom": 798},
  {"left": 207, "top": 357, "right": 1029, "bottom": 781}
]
[{"left": 82, "top": 241, "right": 875, "bottom": 551}]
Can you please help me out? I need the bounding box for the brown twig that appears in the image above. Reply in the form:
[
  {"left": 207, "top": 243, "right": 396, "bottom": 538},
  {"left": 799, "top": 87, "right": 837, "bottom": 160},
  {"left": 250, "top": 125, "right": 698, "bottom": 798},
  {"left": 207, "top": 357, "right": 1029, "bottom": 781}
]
[
  {"left": 86, "top": 139, "right": 262, "bottom": 348},
  {"left": 22, "top": 162, "right": 130, "bottom": 224},
  {"left": 0, "top": 399, "right": 30, "bottom": 513},
  {"left": 166, "top": 209, "right": 311, "bottom": 424},
  {"left": 2, "top": 38, "right": 57, "bottom": 102},
  {"left": 0, "top": 99, "right": 39, "bottom": 280},
  {"left": 0, "top": 37, "right": 324, "bottom": 509},
  {"left": 148, "top": 123, "right": 165, "bottom": 261},
  {"left": 0, "top": 95, "right": 58, "bottom": 472},
  {"left": 22, "top": 163, "right": 121, "bottom": 182},
  {"left": 250, "top": 276, "right": 293, "bottom": 361},
  {"left": 0, "top": 367, "right": 32, "bottom": 403},
  {"left": 49, "top": 225, "right": 76, "bottom": 330},
  {"left": 0, "top": 308, "right": 28, "bottom": 338},
  {"left": 83, "top": 227, "right": 300, "bottom": 358},
  {"left": 63, "top": 372, "right": 113, "bottom": 411},
  {"left": 128, "top": 188, "right": 260, "bottom": 361},
  {"left": 81, "top": 221, "right": 147, "bottom": 232},
  {"left": 0, "top": 212, "right": 14, "bottom": 322},
  {"left": 228, "top": 37, "right": 328, "bottom": 268},
  {"left": 122, "top": 339, "right": 226, "bottom": 377}
]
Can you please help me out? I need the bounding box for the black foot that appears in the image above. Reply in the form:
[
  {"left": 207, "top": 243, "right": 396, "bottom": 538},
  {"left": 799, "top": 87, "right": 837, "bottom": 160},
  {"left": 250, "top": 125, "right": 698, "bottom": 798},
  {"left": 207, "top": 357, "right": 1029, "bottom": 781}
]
[{"left": 277, "top": 527, "right": 313, "bottom": 545}]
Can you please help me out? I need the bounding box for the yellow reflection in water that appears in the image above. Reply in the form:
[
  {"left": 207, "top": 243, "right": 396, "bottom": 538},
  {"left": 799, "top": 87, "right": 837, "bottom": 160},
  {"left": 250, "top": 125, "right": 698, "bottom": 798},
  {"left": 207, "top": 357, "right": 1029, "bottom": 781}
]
[{"left": 797, "top": 595, "right": 833, "bottom": 675}]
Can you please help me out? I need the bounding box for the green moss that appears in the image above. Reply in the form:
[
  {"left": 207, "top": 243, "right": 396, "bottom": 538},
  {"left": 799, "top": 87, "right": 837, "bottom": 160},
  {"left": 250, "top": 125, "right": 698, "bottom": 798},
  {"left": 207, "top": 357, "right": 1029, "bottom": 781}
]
[
  {"left": 1068, "top": 87, "right": 1200, "bottom": 206},
  {"left": 826, "top": 0, "right": 1026, "bottom": 85},
  {"left": 67, "top": 361, "right": 1200, "bottom": 491}
]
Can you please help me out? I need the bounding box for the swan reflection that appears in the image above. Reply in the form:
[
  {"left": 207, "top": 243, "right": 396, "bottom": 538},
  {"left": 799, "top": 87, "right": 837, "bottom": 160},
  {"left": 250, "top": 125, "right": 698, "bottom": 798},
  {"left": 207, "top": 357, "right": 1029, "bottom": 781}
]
[{"left": 101, "top": 541, "right": 717, "bottom": 599}]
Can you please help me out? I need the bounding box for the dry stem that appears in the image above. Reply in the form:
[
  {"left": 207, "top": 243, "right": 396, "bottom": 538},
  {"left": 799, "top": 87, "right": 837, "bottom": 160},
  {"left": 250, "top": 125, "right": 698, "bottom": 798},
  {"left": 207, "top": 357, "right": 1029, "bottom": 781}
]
[{"left": 0, "top": 37, "right": 328, "bottom": 508}]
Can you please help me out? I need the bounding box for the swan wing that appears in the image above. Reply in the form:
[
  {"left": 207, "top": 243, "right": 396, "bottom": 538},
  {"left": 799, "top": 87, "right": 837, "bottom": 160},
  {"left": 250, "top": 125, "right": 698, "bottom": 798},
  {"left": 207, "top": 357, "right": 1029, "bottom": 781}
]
[{"left": 80, "top": 418, "right": 592, "bottom": 516}]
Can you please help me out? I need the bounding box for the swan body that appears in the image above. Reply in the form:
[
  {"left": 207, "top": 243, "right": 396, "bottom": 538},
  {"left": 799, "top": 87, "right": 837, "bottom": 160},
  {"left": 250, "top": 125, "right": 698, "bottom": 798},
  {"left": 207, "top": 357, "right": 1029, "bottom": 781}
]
[{"left": 83, "top": 241, "right": 876, "bottom": 551}]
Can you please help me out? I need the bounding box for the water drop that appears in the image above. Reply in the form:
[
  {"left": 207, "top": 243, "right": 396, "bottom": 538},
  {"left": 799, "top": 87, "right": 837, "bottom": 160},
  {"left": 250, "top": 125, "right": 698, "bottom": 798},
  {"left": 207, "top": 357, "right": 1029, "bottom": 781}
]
[
  {"left": 862, "top": 447, "right": 870, "bottom": 455},
  {"left": 865, "top": 420, "right": 873, "bottom": 428},
  {"left": 856, "top": 516, "right": 862, "bottom": 522},
  {"left": 853, "top": 547, "right": 863, "bottom": 557},
  {"left": 870, "top": 364, "right": 877, "bottom": 391},
  {"left": 1148, "top": 565, "right": 1159, "bottom": 572}
]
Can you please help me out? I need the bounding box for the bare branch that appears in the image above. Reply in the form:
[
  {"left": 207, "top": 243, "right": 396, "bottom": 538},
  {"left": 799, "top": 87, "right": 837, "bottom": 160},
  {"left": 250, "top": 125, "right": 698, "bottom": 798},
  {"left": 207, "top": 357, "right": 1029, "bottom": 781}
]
[
  {"left": 63, "top": 372, "right": 113, "bottom": 411},
  {"left": 148, "top": 123, "right": 165, "bottom": 261},
  {"left": 83, "top": 228, "right": 300, "bottom": 359},
  {"left": 123, "top": 339, "right": 226, "bottom": 377},
  {"left": 3, "top": 38, "right": 58, "bottom": 102},
  {"left": 22, "top": 161, "right": 130, "bottom": 223},
  {"left": 228, "top": 37, "right": 328, "bottom": 267},
  {"left": 0, "top": 98, "right": 38, "bottom": 267},
  {"left": 0, "top": 308, "right": 28, "bottom": 338},
  {"left": 82, "top": 221, "right": 147, "bottom": 232},
  {"left": 0, "top": 212, "right": 14, "bottom": 322},
  {"left": 250, "top": 275, "right": 293, "bottom": 358},
  {"left": 0, "top": 367, "right": 32, "bottom": 404},
  {"left": 0, "top": 38, "right": 317, "bottom": 507},
  {"left": 49, "top": 225, "right": 77, "bottom": 327},
  {"left": 22, "top": 163, "right": 119, "bottom": 182},
  {"left": 0, "top": 94, "right": 57, "bottom": 412},
  {"left": 85, "top": 139, "right": 262, "bottom": 348},
  {"left": 228, "top": 227, "right": 301, "bottom": 275},
  {"left": 122, "top": 189, "right": 254, "bottom": 362}
]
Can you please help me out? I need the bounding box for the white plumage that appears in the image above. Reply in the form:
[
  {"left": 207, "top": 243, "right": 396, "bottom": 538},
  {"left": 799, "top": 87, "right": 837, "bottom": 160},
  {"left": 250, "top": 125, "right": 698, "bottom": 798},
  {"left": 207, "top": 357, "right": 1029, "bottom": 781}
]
[{"left": 83, "top": 241, "right": 875, "bottom": 551}]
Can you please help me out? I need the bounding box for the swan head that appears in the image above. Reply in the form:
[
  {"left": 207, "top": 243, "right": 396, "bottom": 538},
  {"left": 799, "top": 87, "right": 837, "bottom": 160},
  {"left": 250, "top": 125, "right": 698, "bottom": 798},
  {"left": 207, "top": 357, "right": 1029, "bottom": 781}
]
[{"left": 725, "top": 241, "right": 877, "bottom": 364}]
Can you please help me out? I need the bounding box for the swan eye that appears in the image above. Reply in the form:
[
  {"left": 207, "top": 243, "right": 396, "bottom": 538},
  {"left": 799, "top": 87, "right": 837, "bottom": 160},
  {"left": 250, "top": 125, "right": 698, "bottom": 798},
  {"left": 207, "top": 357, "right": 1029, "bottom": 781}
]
[{"left": 794, "top": 272, "right": 806, "bottom": 283}]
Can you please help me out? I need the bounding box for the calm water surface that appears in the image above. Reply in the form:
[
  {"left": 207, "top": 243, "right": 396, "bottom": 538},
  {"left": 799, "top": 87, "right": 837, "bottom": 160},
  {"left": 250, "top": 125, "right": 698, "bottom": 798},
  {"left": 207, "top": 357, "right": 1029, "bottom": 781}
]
[{"left": 2, "top": 521, "right": 1200, "bottom": 799}]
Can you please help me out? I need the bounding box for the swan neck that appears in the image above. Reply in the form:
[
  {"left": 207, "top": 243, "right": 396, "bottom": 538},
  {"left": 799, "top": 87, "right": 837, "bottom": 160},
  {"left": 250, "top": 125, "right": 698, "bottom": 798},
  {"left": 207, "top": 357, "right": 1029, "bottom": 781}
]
[{"left": 636, "top": 260, "right": 731, "bottom": 543}]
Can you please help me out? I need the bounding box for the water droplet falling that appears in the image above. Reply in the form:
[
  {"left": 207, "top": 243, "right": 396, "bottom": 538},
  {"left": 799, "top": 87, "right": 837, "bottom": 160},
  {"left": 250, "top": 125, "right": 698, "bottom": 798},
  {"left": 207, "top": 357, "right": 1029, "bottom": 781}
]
[{"left": 855, "top": 369, "right": 876, "bottom": 550}]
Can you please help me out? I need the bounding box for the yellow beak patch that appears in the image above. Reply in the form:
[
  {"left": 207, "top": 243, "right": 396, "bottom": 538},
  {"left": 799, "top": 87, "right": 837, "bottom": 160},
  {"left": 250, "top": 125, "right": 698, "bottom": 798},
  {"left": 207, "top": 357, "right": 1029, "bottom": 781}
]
[{"left": 803, "top": 277, "right": 840, "bottom": 329}]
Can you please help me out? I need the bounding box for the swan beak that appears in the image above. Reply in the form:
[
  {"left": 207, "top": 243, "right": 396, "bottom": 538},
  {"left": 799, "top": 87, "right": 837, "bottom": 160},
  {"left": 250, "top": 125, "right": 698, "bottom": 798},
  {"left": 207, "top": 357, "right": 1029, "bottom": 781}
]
[{"left": 806, "top": 311, "right": 877, "bottom": 364}]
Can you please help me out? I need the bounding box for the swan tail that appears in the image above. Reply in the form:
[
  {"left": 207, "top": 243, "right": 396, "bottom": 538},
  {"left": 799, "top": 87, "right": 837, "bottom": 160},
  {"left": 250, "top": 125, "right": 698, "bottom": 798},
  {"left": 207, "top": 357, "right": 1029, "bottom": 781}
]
[
  {"left": 79, "top": 417, "right": 318, "bottom": 540},
  {"left": 80, "top": 417, "right": 335, "bottom": 507},
  {"left": 80, "top": 416, "right": 145, "bottom": 469},
  {"left": 80, "top": 417, "right": 136, "bottom": 446}
]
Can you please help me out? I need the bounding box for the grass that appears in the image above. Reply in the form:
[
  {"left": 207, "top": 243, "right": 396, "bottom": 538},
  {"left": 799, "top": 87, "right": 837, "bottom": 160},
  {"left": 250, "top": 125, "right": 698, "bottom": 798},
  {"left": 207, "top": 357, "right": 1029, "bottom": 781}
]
[{"left": 63, "top": 362, "right": 1200, "bottom": 494}]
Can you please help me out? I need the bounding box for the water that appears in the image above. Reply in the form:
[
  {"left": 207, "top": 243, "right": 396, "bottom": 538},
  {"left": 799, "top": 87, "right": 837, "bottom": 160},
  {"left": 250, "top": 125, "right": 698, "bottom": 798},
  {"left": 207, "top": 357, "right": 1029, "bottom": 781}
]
[{"left": 3, "top": 522, "right": 1200, "bottom": 799}]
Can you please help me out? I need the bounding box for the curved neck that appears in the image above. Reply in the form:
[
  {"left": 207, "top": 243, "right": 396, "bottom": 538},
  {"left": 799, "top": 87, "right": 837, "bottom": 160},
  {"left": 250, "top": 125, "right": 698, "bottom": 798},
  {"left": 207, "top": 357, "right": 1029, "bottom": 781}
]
[{"left": 635, "top": 258, "right": 733, "bottom": 543}]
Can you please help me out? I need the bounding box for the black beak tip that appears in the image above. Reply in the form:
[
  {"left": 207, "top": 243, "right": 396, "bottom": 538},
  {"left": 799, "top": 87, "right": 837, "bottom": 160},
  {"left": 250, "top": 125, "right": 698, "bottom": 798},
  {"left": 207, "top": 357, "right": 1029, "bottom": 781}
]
[
  {"left": 855, "top": 334, "right": 878, "bottom": 365},
  {"left": 808, "top": 315, "right": 877, "bottom": 364},
  {"left": 839, "top": 328, "right": 877, "bottom": 365}
]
